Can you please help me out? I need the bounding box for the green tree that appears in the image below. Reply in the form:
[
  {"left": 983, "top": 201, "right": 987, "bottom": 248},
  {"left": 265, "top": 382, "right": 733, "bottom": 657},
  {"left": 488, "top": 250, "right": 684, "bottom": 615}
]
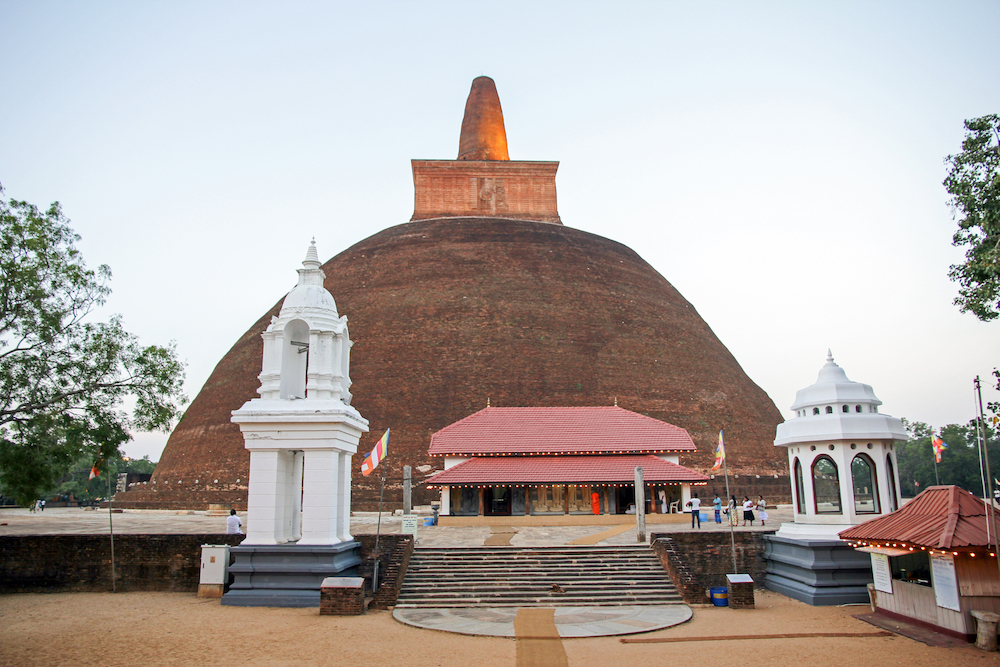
[
  {"left": 944, "top": 114, "right": 1000, "bottom": 322},
  {"left": 897, "top": 419, "right": 999, "bottom": 497},
  {"left": 54, "top": 453, "right": 157, "bottom": 504},
  {"left": 0, "top": 192, "right": 186, "bottom": 506}
]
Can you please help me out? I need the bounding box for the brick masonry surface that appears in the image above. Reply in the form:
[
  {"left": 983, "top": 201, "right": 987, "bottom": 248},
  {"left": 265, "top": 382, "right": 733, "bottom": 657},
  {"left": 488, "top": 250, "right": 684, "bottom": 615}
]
[
  {"left": 1, "top": 533, "right": 415, "bottom": 601},
  {"left": 320, "top": 579, "right": 365, "bottom": 615},
  {"left": 728, "top": 580, "right": 755, "bottom": 609},
  {"left": 651, "top": 530, "right": 774, "bottom": 604},
  {"left": 356, "top": 534, "right": 414, "bottom": 609},
  {"left": 0, "top": 534, "right": 245, "bottom": 593},
  {"left": 117, "top": 216, "right": 787, "bottom": 512}
]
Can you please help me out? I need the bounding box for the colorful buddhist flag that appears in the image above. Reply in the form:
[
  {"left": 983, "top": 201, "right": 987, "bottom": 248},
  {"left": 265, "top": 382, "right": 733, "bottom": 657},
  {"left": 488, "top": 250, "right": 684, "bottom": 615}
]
[
  {"left": 712, "top": 430, "right": 725, "bottom": 470},
  {"left": 361, "top": 429, "right": 389, "bottom": 476},
  {"left": 89, "top": 460, "right": 102, "bottom": 480},
  {"left": 932, "top": 433, "right": 948, "bottom": 463}
]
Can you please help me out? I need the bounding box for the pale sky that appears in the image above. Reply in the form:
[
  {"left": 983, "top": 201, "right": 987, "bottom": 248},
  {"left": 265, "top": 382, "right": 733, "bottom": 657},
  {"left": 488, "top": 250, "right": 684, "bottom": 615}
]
[{"left": 2, "top": 1, "right": 998, "bottom": 461}]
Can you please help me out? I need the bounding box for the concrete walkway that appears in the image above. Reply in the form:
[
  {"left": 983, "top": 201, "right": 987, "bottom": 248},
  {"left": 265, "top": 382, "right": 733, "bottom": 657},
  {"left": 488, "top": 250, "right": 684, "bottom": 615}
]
[
  {"left": 0, "top": 506, "right": 792, "bottom": 545},
  {"left": 392, "top": 604, "right": 693, "bottom": 638}
]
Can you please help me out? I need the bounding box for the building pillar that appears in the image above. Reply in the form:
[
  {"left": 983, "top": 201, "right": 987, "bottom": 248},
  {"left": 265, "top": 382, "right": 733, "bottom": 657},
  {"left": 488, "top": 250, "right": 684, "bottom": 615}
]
[
  {"left": 299, "top": 449, "right": 340, "bottom": 545},
  {"left": 440, "top": 485, "right": 451, "bottom": 516},
  {"left": 291, "top": 451, "right": 304, "bottom": 541},
  {"left": 564, "top": 485, "right": 570, "bottom": 514},
  {"left": 245, "top": 450, "right": 290, "bottom": 545},
  {"left": 603, "top": 487, "right": 610, "bottom": 515},
  {"left": 337, "top": 451, "right": 353, "bottom": 543},
  {"left": 478, "top": 487, "right": 484, "bottom": 515}
]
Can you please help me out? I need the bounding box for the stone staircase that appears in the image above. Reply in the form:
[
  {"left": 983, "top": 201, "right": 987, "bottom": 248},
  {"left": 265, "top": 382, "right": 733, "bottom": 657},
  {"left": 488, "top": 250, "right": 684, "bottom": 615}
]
[{"left": 394, "top": 545, "right": 682, "bottom": 608}]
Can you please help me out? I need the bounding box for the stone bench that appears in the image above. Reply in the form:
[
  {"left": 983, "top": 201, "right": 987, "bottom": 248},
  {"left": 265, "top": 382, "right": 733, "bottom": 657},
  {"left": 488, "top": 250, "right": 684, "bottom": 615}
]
[{"left": 319, "top": 577, "right": 366, "bottom": 616}]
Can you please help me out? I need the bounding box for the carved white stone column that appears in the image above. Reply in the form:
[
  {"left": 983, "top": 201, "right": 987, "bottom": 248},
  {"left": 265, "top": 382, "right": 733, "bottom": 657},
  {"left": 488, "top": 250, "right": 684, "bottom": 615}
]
[
  {"left": 299, "top": 449, "right": 340, "bottom": 545},
  {"left": 337, "top": 451, "right": 353, "bottom": 542},
  {"left": 291, "top": 451, "right": 304, "bottom": 541},
  {"left": 245, "top": 450, "right": 290, "bottom": 545}
]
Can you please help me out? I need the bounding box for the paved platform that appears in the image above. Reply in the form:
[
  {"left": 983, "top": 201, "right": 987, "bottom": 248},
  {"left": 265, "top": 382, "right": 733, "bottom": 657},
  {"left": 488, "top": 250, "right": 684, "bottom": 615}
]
[
  {"left": 392, "top": 604, "right": 693, "bottom": 637},
  {"left": 0, "top": 506, "right": 791, "bottom": 545}
]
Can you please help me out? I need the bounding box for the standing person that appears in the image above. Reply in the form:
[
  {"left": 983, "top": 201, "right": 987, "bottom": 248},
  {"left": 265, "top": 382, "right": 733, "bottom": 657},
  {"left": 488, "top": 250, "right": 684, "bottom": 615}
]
[
  {"left": 713, "top": 494, "right": 723, "bottom": 524},
  {"left": 686, "top": 493, "right": 701, "bottom": 529},
  {"left": 728, "top": 495, "right": 739, "bottom": 527},
  {"left": 658, "top": 489, "right": 668, "bottom": 514},
  {"left": 741, "top": 496, "right": 755, "bottom": 527},
  {"left": 757, "top": 495, "right": 768, "bottom": 526},
  {"left": 226, "top": 509, "right": 243, "bottom": 535}
]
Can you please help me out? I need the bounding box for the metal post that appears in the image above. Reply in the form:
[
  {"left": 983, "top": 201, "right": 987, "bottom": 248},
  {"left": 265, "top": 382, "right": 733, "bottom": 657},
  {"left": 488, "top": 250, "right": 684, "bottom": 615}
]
[
  {"left": 974, "top": 377, "right": 1000, "bottom": 585},
  {"left": 372, "top": 464, "right": 387, "bottom": 593},
  {"left": 108, "top": 468, "right": 116, "bottom": 594},
  {"left": 723, "top": 451, "right": 737, "bottom": 574},
  {"left": 403, "top": 465, "right": 412, "bottom": 515},
  {"left": 634, "top": 466, "right": 646, "bottom": 542}
]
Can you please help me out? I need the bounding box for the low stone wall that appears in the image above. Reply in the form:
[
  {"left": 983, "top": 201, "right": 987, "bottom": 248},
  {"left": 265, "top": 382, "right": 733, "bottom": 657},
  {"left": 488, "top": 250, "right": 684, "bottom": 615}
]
[
  {"left": 0, "top": 534, "right": 245, "bottom": 593},
  {"left": 355, "top": 534, "right": 414, "bottom": 609},
  {"left": 1, "top": 533, "right": 414, "bottom": 604},
  {"left": 651, "top": 530, "right": 774, "bottom": 604}
]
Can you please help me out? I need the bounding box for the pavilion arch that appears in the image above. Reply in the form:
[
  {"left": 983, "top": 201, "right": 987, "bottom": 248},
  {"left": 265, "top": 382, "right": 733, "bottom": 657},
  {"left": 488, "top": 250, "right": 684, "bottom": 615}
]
[
  {"left": 794, "top": 457, "right": 806, "bottom": 514},
  {"left": 279, "top": 319, "right": 310, "bottom": 399},
  {"left": 851, "top": 453, "right": 879, "bottom": 514},
  {"left": 812, "top": 455, "right": 842, "bottom": 514}
]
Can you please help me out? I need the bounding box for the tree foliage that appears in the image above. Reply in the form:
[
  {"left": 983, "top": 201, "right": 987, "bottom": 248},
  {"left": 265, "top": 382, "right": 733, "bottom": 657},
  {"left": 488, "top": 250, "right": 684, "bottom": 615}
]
[
  {"left": 896, "top": 419, "right": 999, "bottom": 497},
  {"left": 0, "top": 193, "right": 186, "bottom": 506},
  {"left": 944, "top": 114, "right": 1000, "bottom": 322},
  {"left": 53, "top": 453, "right": 157, "bottom": 505}
]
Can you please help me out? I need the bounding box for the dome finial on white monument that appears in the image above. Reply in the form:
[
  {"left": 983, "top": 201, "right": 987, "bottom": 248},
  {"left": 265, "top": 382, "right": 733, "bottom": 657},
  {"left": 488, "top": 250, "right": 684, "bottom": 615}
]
[
  {"left": 303, "top": 238, "right": 321, "bottom": 270},
  {"left": 826, "top": 349, "right": 834, "bottom": 364}
]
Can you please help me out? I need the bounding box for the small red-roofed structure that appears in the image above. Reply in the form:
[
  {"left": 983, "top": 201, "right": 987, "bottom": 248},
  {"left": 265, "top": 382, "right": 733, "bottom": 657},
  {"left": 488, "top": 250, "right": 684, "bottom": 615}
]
[
  {"left": 839, "top": 485, "right": 1000, "bottom": 641},
  {"left": 426, "top": 406, "right": 709, "bottom": 520}
]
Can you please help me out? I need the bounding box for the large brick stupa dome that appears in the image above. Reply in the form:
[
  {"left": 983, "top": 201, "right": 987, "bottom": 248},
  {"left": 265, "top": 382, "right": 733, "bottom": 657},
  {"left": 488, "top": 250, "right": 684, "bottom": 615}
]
[{"left": 118, "top": 77, "right": 786, "bottom": 510}]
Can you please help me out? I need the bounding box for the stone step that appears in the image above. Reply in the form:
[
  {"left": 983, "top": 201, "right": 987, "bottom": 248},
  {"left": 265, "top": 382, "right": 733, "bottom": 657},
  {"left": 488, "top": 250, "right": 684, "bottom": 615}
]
[{"left": 396, "top": 545, "right": 678, "bottom": 608}]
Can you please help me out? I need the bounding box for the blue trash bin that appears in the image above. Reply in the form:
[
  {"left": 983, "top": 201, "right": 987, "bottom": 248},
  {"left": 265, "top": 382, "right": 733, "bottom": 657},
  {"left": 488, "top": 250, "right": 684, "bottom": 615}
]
[{"left": 710, "top": 586, "right": 728, "bottom": 606}]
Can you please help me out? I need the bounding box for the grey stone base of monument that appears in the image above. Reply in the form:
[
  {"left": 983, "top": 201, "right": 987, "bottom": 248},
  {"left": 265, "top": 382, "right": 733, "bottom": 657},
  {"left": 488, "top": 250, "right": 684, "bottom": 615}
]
[
  {"left": 221, "top": 541, "right": 362, "bottom": 607},
  {"left": 762, "top": 534, "right": 873, "bottom": 606}
]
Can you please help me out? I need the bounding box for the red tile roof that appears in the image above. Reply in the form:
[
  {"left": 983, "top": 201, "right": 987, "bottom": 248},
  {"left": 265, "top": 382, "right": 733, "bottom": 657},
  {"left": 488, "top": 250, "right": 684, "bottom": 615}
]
[
  {"left": 425, "top": 454, "right": 710, "bottom": 486},
  {"left": 839, "top": 485, "right": 1000, "bottom": 549},
  {"left": 428, "top": 406, "right": 697, "bottom": 456}
]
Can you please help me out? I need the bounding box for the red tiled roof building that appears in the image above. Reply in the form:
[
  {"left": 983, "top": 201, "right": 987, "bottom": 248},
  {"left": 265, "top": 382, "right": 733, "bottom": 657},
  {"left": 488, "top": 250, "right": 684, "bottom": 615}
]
[
  {"left": 426, "top": 407, "right": 709, "bottom": 517},
  {"left": 839, "top": 486, "right": 1000, "bottom": 641}
]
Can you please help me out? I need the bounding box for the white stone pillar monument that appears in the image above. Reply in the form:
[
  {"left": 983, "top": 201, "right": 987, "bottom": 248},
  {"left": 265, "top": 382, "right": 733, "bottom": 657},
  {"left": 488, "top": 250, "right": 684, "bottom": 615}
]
[{"left": 223, "top": 241, "right": 369, "bottom": 607}]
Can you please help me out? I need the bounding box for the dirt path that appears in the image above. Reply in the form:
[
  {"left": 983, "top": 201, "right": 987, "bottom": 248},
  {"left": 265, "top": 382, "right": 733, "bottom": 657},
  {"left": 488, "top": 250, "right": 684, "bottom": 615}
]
[{"left": 1, "top": 591, "right": 993, "bottom": 667}]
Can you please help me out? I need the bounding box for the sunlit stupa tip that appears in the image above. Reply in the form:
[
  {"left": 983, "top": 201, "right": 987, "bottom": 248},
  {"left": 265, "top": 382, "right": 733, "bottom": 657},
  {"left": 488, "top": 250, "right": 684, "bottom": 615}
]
[{"left": 457, "top": 76, "right": 509, "bottom": 161}]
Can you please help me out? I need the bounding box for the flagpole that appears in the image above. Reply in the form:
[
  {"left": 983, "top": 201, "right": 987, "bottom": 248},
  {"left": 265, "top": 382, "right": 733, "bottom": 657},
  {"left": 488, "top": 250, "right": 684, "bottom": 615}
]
[
  {"left": 718, "top": 431, "right": 737, "bottom": 574},
  {"left": 107, "top": 468, "right": 116, "bottom": 594},
  {"left": 372, "top": 462, "right": 386, "bottom": 593},
  {"left": 974, "top": 376, "right": 1000, "bottom": 586},
  {"left": 932, "top": 438, "right": 940, "bottom": 486}
]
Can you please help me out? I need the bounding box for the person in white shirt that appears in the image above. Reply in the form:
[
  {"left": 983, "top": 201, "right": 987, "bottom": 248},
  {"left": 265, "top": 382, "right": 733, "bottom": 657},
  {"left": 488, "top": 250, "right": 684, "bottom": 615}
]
[
  {"left": 741, "top": 496, "right": 755, "bottom": 527},
  {"left": 686, "top": 493, "right": 701, "bottom": 528},
  {"left": 226, "top": 509, "right": 243, "bottom": 535}
]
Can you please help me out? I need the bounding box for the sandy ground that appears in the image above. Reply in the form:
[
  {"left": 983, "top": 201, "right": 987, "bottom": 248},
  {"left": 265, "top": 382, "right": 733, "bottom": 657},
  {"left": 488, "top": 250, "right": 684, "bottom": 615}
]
[{"left": 1, "top": 590, "right": 996, "bottom": 667}]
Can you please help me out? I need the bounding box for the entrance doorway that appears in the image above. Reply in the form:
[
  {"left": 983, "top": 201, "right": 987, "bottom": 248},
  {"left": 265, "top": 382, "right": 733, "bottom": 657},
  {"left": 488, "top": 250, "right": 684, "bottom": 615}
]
[{"left": 485, "top": 486, "right": 511, "bottom": 516}]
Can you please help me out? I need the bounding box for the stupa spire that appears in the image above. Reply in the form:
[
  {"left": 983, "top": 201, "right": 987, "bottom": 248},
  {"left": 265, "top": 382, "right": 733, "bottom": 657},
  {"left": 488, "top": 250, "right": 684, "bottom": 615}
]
[{"left": 457, "top": 76, "right": 509, "bottom": 161}]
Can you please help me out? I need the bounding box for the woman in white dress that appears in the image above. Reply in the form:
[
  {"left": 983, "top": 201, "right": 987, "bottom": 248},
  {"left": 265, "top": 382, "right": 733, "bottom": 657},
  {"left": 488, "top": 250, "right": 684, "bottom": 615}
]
[{"left": 756, "top": 495, "right": 768, "bottom": 526}]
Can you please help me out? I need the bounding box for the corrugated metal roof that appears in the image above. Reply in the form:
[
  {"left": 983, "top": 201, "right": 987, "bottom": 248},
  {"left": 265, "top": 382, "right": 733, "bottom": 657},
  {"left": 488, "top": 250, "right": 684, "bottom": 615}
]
[
  {"left": 428, "top": 406, "right": 697, "bottom": 456},
  {"left": 839, "top": 485, "right": 1000, "bottom": 549},
  {"left": 425, "top": 454, "right": 710, "bottom": 486}
]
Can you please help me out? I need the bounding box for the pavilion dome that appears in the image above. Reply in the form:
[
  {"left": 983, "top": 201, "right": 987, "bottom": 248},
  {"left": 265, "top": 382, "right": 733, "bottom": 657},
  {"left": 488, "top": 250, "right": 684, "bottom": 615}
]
[{"left": 790, "top": 351, "right": 881, "bottom": 413}]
